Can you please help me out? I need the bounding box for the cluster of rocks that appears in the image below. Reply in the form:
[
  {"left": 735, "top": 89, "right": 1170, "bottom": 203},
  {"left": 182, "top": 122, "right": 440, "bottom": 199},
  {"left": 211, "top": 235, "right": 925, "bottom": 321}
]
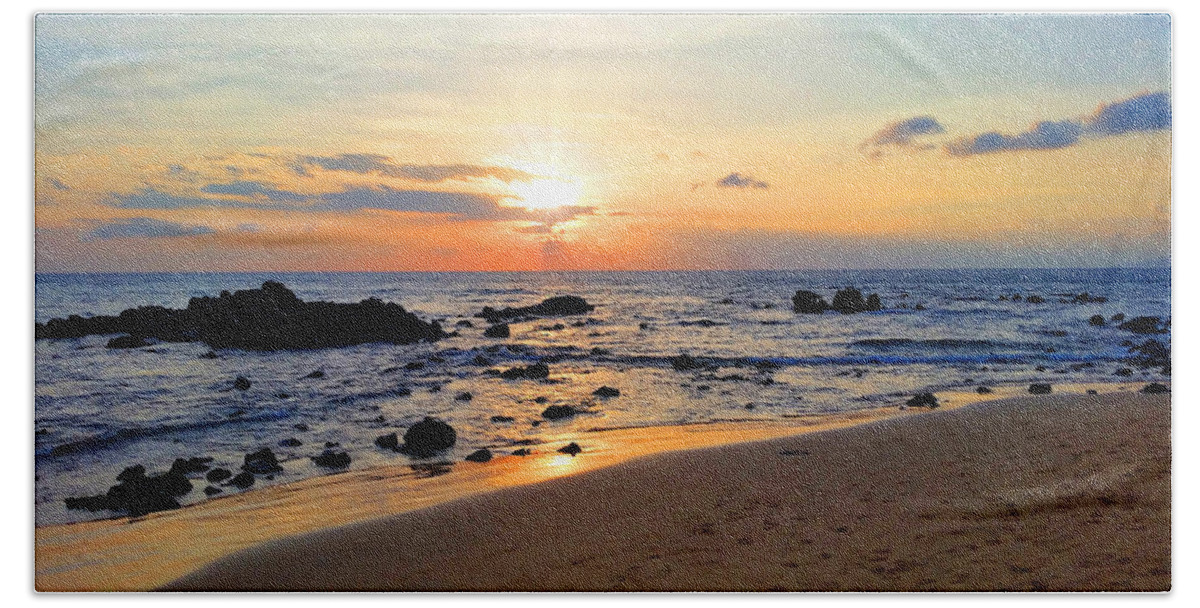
[
  {"left": 792, "top": 287, "right": 882, "bottom": 314},
  {"left": 1117, "top": 316, "right": 1170, "bottom": 335},
  {"left": 63, "top": 456, "right": 216, "bottom": 516},
  {"left": 37, "top": 281, "right": 447, "bottom": 350},
  {"left": 476, "top": 296, "right": 595, "bottom": 324},
  {"left": 375, "top": 417, "right": 457, "bottom": 458}
]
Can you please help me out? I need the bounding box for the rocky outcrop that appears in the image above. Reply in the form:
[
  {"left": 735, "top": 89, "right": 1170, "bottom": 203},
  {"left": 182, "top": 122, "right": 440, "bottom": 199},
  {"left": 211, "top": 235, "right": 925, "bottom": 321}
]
[
  {"left": 791, "top": 291, "right": 828, "bottom": 314},
  {"left": 1118, "top": 316, "right": 1170, "bottom": 335},
  {"left": 905, "top": 393, "right": 939, "bottom": 408},
  {"left": 35, "top": 281, "right": 446, "bottom": 350},
  {"left": 476, "top": 296, "right": 595, "bottom": 323},
  {"left": 558, "top": 442, "right": 583, "bottom": 456},
  {"left": 793, "top": 287, "right": 882, "bottom": 314},
  {"left": 483, "top": 323, "right": 510, "bottom": 338},
  {"left": 64, "top": 463, "right": 193, "bottom": 517},
  {"left": 398, "top": 417, "right": 457, "bottom": 458}
]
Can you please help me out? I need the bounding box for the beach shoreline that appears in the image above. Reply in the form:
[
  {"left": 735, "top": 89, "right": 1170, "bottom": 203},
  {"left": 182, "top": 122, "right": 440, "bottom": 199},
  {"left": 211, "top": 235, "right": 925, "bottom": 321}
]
[{"left": 163, "top": 389, "right": 1170, "bottom": 592}]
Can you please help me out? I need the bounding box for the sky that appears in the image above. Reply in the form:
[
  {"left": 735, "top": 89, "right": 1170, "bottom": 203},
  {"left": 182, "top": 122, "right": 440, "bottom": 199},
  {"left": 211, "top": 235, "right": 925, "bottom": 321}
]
[{"left": 33, "top": 13, "right": 1172, "bottom": 271}]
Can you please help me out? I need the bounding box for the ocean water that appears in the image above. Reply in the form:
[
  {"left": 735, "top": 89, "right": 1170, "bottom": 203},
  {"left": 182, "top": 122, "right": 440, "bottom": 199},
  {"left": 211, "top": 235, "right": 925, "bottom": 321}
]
[{"left": 34, "top": 269, "right": 1170, "bottom": 526}]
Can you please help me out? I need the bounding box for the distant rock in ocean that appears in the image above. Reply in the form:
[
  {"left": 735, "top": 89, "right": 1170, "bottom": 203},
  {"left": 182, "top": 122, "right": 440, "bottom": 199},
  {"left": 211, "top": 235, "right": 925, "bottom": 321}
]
[
  {"left": 476, "top": 296, "right": 595, "bottom": 323},
  {"left": 34, "top": 281, "right": 447, "bottom": 350},
  {"left": 793, "top": 287, "right": 883, "bottom": 314}
]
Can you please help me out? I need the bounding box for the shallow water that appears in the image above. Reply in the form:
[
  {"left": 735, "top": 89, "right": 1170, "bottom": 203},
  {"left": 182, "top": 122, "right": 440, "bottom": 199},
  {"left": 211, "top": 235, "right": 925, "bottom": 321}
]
[{"left": 34, "top": 269, "right": 1170, "bottom": 526}]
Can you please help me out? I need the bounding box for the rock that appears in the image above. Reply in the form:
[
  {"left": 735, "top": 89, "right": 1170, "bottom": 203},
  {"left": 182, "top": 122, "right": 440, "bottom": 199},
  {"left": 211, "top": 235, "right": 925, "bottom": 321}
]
[
  {"left": 541, "top": 405, "right": 578, "bottom": 420},
  {"left": 671, "top": 353, "right": 702, "bottom": 371},
  {"left": 1111, "top": 313, "right": 1126, "bottom": 322},
  {"left": 227, "top": 472, "right": 255, "bottom": 489},
  {"left": 465, "top": 448, "right": 493, "bottom": 463},
  {"left": 455, "top": 392, "right": 474, "bottom": 401},
  {"left": 1142, "top": 383, "right": 1169, "bottom": 394},
  {"left": 592, "top": 386, "right": 620, "bottom": 398},
  {"left": 374, "top": 432, "right": 399, "bottom": 450},
  {"left": 1026, "top": 295, "right": 1045, "bottom": 304},
  {"left": 1071, "top": 292, "right": 1108, "bottom": 304},
  {"left": 905, "top": 393, "right": 939, "bottom": 408},
  {"left": 312, "top": 450, "right": 351, "bottom": 468},
  {"left": 205, "top": 467, "right": 232, "bottom": 483},
  {"left": 914, "top": 304, "right": 927, "bottom": 311},
  {"left": 500, "top": 363, "right": 550, "bottom": 380},
  {"left": 477, "top": 296, "right": 595, "bottom": 323},
  {"left": 200, "top": 350, "right": 219, "bottom": 359},
  {"left": 1087, "top": 389, "right": 1099, "bottom": 395},
  {"left": 534, "top": 396, "right": 549, "bottom": 404},
  {"left": 455, "top": 320, "right": 474, "bottom": 328},
  {"left": 976, "top": 386, "right": 993, "bottom": 394},
  {"left": 1128, "top": 339, "right": 1170, "bottom": 373},
  {"left": 241, "top": 448, "right": 283, "bottom": 474},
  {"left": 512, "top": 448, "right": 532, "bottom": 457},
  {"left": 1089, "top": 315, "right": 1106, "bottom": 326},
  {"left": 472, "top": 354, "right": 492, "bottom": 366},
  {"left": 293, "top": 423, "right": 310, "bottom": 432},
  {"left": 203, "top": 485, "right": 222, "bottom": 496},
  {"left": 324, "top": 441, "right": 340, "bottom": 448},
  {"left": 558, "top": 442, "right": 583, "bottom": 457},
  {"left": 399, "top": 417, "right": 457, "bottom": 457},
  {"left": 1118, "top": 316, "right": 1169, "bottom": 335},
  {"left": 35, "top": 281, "right": 447, "bottom": 350},
  {"left": 1028, "top": 383, "right": 1052, "bottom": 395},
  {"left": 233, "top": 376, "right": 252, "bottom": 391},
  {"left": 832, "top": 287, "right": 879, "bottom": 314},
  {"left": 865, "top": 294, "right": 882, "bottom": 311},
  {"left": 1114, "top": 367, "right": 1134, "bottom": 377},
  {"left": 65, "top": 464, "right": 194, "bottom": 517},
  {"left": 483, "top": 323, "right": 511, "bottom": 338},
  {"left": 791, "top": 290, "right": 829, "bottom": 314},
  {"left": 303, "top": 370, "right": 325, "bottom": 379},
  {"left": 106, "top": 335, "right": 151, "bottom": 349},
  {"left": 279, "top": 437, "right": 303, "bottom": 447},
  {"left": 405, "top": 361, "right": 425, "bottom": 370},
  {"left": 490, "top": 415, "right": 515, "bottom": 423},
  {"left": 169, "top": 457, "right": 213, "bottom": 475}
]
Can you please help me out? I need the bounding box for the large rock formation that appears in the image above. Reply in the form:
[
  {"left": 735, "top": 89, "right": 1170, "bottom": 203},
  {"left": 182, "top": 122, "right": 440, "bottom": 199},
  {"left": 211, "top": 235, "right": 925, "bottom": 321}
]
[
  {"left": 476, "top": 296, "right": 595, "bottom": 323},
  {"left": 35, "top": 281, "right": 446, "bottom": 350}
]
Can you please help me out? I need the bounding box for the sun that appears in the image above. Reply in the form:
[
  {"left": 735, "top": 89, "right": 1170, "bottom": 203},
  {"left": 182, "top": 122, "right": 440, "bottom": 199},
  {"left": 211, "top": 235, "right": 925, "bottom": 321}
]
[{"left": 509, "top": 176, "right": 584, "bottom": 210}]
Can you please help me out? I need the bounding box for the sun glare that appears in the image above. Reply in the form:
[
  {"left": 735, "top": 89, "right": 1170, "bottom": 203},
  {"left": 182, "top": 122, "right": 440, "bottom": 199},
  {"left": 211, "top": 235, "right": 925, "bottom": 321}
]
[{"left": 510, "top": 176, "right": 584, "bottom": 210}]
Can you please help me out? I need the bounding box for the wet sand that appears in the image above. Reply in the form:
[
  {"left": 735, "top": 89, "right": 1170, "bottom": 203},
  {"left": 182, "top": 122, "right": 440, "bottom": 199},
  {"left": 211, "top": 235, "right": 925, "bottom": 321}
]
[{"left": 164, "top": 390, "right": 1170, "bottom": 592}]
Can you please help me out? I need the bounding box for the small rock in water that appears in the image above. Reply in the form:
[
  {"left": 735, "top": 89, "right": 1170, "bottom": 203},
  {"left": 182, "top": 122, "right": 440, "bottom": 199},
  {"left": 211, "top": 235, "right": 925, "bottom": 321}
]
[
  {"left": 1087, "top": 389, "right": 1099, "bottom": 395},
  {"left": 227, "top": 472, "right": 255, "bottom": 489},
  {"left": 484, "top": 323, "right": 511, "bottom": 338},
  {"left": 592, "top": 386, "right": 620, "bottom": 398},
  {"left": 490, "top": 415, "right": 515, "bottom": 423},
  {"left": 976, "top": 386, "right": 993, "bottom": 394},
  {"left": 500, "top": 363, "right": 550, "bottom": 380},
  {"left": 1142, "top": 383, "right": 1169, "bottom": 394},
  {"left": 233, "top": 376, "right": 252, "bottom": 391},
  {"left": 241, "top": 448, "right": 283, "bottom": 474},
  {"left": 1089, "top": 315, "right": 1106, "bottom": 327},
  {"left": 671, "top": 353, "right": 702, "bottom": 371},
  {"left": 455, "top": 391, "right": 474, "bottom": 401},
  {"left": 558, "top": 442, "right": 583, "bottom": 457},
  {"left": 294, "top": 423, "right": 310, "bottom": 432},
  {"left": 1114, "top": 367, "right": 1134, "bottom": 377},
  {"left": 1118, "top": 316, "right": 1169, "bottom": 335},
  {"left": 465, "top": 448, "right": 493, "bottom": 463},
  {"left": 512, "top": 448, "right": 533, "bottom": 457},
  {"left": 205, "top": 468, "right": 232, "bottom": 483},
  {"left": 1111, "top": 313, "right": 1126, "bottom": 322},
  {"left": 792, "top": 290, "right": 829, "bottom": 314},
  {"left": 534, "top": 396, "right": 549, "bottom": 404},
  {"left": 374, "top": 432, "right": 399, "bottom": 450},
  {"left": 303, "top": 370, "right": 325, "bottom": 379},
  {"left": 203, "top": 485, "right": 222, "bottom": 496},
  {"left": 279, "top": 438, "right": 303, "bottom": 447},
  {"left": 1028, "top": 383, "right": 1052, "bottom": 395},
  {"left": 312, "top": 450, "right": 352, "bottom": 469},
  {"left": 169, "top": 457, "right": 213, "bottom": 475},
  {"left": 399, "top": 417, "right": 457, "bottom": 457},
  {"left": 905, "top": 393, "right": 939, "bottom": 408},
  {"left": 541, "top": 405, "right": 578, "bottom": 420},
  {"left": 1026, "top": 295, "right": 1046, "bottom": 304}
]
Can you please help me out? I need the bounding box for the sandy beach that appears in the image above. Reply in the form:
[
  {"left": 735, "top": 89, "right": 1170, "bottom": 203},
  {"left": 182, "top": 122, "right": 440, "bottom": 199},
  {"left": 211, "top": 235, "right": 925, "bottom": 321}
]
[{"left": 162, "top": 389, "right": 1170, "bottom": 592}]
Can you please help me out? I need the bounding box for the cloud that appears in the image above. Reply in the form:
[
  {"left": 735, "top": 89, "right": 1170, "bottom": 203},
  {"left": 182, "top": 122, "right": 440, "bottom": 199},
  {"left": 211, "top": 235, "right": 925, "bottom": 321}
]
[
  {"left": 1083, "top": 91, "right": 1171, "bottom": 136},
  {"left": 716, "top": 173, "right": 768, "bottom": 189},
  {"left": 860, "top": 116, "right": 945, "bottom": 155},
  {"left": 315, "top": 184, "right": 595, "bottom": 224},
  {"left": 107, "top": 187, "right": 263, "bottom": 209},
  {"left": 201, "top": 180, "right": 308, "bottom": 203},
  {"left": 293, "top": 154, "right": 536, "bottom": 183},
  {"left": 84, "top": 217, "right": 215, "bottom": 240},
  {"left": 945, "top": 120, "right": 1083, "bottom": 156}
]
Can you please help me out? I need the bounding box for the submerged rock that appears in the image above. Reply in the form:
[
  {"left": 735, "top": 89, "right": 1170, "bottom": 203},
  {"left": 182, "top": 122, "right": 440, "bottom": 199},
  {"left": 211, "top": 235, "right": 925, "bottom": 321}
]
[
  {"left": 671, "top": 353, "right": 702, "bottom": 371},
  {"left": 233, "top": 376, "right": 252, "bottom": 391},
  {"left": 455, "top": 391, "right": 474, "bottom": 401},
  {"left": 465, "top": 448, "right": 493, "bottom": 463},
  {"left": 500, "top": 363, "right": 550, "bottom": 380},
  {"left": 1118, "top": 316, "right": 1169, "bottom": 335},
  {"left": 169, "top": 457, "right": 213, "bottom": 475},
  {"left": 399, "top": 417, "right": 457, "bottom": 458},
  {"left": 303, "top": 370, "right": 325, "bottom": 379},
  {"left": 490, "top": 415, "right": 515, "bottom": 423},
  {"left": 1026, "top": 295, "right": 1046, "bottom": 304},
  {"left": 36, "top": 281, "right": 446, "bottom": 350},
  {"left": 278, "top": 437, "right": 303, "bottom": 447},
  {"left": 477, "top": 296, "right": 595, "bottom": 323}
]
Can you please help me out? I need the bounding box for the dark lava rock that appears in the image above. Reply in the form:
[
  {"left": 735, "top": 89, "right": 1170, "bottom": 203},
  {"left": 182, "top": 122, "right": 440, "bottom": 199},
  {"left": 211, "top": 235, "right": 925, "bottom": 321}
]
[
  {"left": 399, "top": 417, "right": 457, "bottom": 458},
  {"left": 106, "top": 335, "right": 152, "bottom": 349},
  {"left": 64, "top": 465, "right": 193, "bottom": 517},
  {"left": 512, "top": 448, "right": 532, "bottom": 457},
  {"left": 500, "top": 363, "right": 550, "bottom": 380},
  {"left": 1087, "top": 389, "right": 1099, "bottom": 395},
  {"left": 241, "top": 448, "right": 283, "bottom": 474},
  {"left": 279, "top": 437, "right": 303, "bottom": 447},
  {"left": 1128, "top": 339, "right": 1170, "bottom": 373},
  {"left": 490, "top": 415, "right": 515, "bottom": 423},
  {"left": 477, "top": 296, "right": 595, "bottom": 323},
  {"left": 593, "top": 386, "right": 620, "bottom": 398},
  {"left": 832, "top": 287, "right": 882, "bottom": 314},
  {"left": 792, "top": 290, "right": 829, "bottom": 314},
  {"left": 1089, "top": 315, "right": 1106, "bottom": 327},
  {"left": 455, "top": 391, "right": 474, "bottom": 401},
  {"left": 541, "top": 405, "right": 578, "bottom": 420},
  {"left": 205, "top": 468, "right": 232, "bottom": 483},
  {"left": 1111, "top": 313, "right": 1126, "bottom": 322},
  {"left": 405, "top": 361, "right": 425, "bottom": 370},
  {"left": 1028, "top": 383, "right": 1052, "bottom": 395},
  {"left": 1071, "top": 292, "right": 1108, "bottom": 304},
  {"left": 1114, "top": 367, "right": 1134, "bottom": 377},
  {"left": 465, "top": 448, "right": 493, "bottom": 463},
  {"left": 1142, "top": 383, "right": 1169, "bottom": 394},
  {"left": 671, "top": 353, "right": 702, "bottom": 371},
  {"left": 294, "top": 423, "right": 310, "bottom": 432},
  {"left": 976, "top": 386, "right": 993, "bottom": 394},
  {"left": 324, "top": 441, "right": 340, "bottom": 448},
  {"left": 1118, "top": 316, "right": 1169, "bottom": 335},
  {"left": 169, "top": 457, "right": 213, "bottom": 475},
  {"left": 312, "top": 450, "right": 352, "bottom": 468},
  {"left": 534, "top": 396, "right": 549, "bottom": 404},
  {"left": 484, "top": 323, "right": 511, "bottom": 338},
  {"left": 1026, "top": 295, "right": 1046, "bottom": 304},
  {"left": 203, "top": 485, "right": 222, "bottom": 496},
  {"left": 472, "top": 354, "right": 492, "bottom": 366},
  {"left": 455, "top": 320, "right": 474, "bottom": 328},
  {"left": 35, "top": 281, "right": 446, "bottom": 350},
  {"left": 233, "top": 376, "right": 252, "bottom": 391},
  {"left": 558, "top": 442, "right": 583, "bottom": 457},
  {"left": 374, "top": 432, "right": 399, "bottom": 450},
  {"left": 905, "top": 393, "right": 939, "bottom": 408},
  {"left": 303, "top": 370, "right": 325, "bottom": 379},
  {"left": 227, "top": 472, "right": 255, "bottom": 489},
  {"left": 200, "top": 350, "right": 219, "bottom": 359}
]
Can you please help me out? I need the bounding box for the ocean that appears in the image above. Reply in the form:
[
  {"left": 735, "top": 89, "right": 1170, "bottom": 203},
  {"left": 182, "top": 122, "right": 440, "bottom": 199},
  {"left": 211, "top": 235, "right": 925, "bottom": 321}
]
[{"left": 34, "top": 269, "right": 1171, "bottom": 526}]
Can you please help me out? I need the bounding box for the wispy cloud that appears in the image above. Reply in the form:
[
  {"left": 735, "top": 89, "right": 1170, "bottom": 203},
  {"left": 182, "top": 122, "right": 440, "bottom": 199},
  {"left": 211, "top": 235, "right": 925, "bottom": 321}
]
[
  {"left": 201, "top": 180, "right": 308, "bottom": 203},
  {"left": 716, "top": 173, "right": 768, "bottom": 189},
  {"left": 84, "top": 217, "right": 215, "bottom": 240},
  {"left": 945, "top": 120, "right": 1083, "bottom": 156},
  {"left": 47, "top": 178, "right": 71, "bottom": 191},
  {"left": 860, "top": 116, "right": 945, "bottom": 157},
  {"left": 292, "top": 154, "right": 537, "bottom": 183}
]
